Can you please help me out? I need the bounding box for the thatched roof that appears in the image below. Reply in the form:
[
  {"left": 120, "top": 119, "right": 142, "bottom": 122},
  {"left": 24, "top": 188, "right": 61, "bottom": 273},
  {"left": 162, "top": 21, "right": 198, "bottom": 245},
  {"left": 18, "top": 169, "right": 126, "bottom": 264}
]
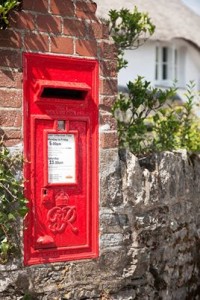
[{"left": 95, "top": 0, "right": 200, "bottom": 49}]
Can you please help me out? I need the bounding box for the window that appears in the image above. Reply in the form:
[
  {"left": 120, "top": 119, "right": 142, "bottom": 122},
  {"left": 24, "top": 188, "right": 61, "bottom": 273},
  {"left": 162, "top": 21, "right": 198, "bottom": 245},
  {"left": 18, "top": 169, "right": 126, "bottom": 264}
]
[
  {"left": 155, "top": 45, "right": 179, "bottom": 85},
  {"left": 174, "top": 48, "right": 178, "bottom": 80},
  {"left": 162, "top": 47, "right": 168, "bottom": 80}
]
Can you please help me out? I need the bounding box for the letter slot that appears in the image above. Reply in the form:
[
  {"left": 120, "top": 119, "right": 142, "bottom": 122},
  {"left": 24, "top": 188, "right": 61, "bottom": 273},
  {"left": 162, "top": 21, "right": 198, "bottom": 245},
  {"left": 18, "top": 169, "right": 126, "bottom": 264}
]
[
  {"left": 41, "top": 87, "right": 87, "bottom": 100},
  {"left": 35, "top": 80, "right": 91, "bottom": 103}
]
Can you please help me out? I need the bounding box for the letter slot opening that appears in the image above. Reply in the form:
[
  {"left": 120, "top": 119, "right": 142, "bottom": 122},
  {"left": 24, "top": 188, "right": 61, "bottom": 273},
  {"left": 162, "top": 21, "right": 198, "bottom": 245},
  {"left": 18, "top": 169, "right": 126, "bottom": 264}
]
[{"left": 41, "top": 87, "right": 87, "bottom": 100}]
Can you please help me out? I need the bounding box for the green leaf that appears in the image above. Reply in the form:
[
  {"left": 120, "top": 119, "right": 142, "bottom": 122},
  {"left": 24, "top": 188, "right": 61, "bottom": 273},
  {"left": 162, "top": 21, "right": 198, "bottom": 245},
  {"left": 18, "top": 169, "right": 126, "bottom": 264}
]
[{"left": 8, "top": 213, "right": 16, "bottom": 221}]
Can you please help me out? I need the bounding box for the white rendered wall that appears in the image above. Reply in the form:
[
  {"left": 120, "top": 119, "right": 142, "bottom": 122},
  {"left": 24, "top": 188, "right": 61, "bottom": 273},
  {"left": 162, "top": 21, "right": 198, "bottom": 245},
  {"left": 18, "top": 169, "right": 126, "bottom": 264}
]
[
  {"left": 118, "top": 39, "right": 200, "bottom": 92},
  {"left": 118, "top": 41, "right": 155, "bottom": 87},
  {"left": 118, "top": 39, "right": 200, "bottom": 115},
  {"left": 185, "top": 45, "right": 200, "bottom": 89}
]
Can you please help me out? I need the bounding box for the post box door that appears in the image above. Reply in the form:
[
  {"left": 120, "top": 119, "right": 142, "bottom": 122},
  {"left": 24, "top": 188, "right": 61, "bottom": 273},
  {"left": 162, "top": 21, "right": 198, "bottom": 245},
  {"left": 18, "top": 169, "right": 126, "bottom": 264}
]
[{"left": 23, "top": 53, "right": 98, "bottom": 265}]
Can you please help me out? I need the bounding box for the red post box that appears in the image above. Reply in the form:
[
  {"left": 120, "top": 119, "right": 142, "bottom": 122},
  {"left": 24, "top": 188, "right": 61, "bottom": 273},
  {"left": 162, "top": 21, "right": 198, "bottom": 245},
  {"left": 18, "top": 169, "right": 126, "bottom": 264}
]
[{"left": 23, "top": 53, "right": 99, "bottom": 265}]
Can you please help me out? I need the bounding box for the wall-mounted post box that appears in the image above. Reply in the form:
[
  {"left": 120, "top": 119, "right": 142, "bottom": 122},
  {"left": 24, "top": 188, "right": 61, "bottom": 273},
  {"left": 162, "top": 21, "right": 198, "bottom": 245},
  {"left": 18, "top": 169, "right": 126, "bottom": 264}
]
[{"left": 23, "top": 53, "right": 99, "bottom": 266}]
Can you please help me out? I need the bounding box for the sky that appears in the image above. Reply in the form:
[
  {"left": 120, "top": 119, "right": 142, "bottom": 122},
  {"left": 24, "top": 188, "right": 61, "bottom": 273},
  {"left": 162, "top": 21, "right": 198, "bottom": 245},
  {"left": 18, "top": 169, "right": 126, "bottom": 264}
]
[{"left": 182, "top": 0, "right": 200, "bottom": 15}]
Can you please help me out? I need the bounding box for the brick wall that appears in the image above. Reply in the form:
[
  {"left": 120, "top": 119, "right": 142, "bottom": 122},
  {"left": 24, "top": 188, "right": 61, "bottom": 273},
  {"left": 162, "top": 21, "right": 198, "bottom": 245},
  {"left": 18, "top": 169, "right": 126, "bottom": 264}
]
[{"left": 0, "top": 0, "right": 118, "bottom": 148}]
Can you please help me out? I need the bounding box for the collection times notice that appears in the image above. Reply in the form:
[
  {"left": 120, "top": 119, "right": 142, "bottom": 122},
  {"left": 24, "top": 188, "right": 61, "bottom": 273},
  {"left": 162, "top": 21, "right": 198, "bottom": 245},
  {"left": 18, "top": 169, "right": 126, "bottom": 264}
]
[{"left": 48, "top": 134, "right": 76, "bottom": 184}]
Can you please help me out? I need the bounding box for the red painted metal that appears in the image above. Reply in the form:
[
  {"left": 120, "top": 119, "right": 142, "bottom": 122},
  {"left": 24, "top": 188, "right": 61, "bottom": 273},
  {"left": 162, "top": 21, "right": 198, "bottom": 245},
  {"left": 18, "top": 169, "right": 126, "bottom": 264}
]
[{"left": 23, "top": 53, "right": 99, "bottom": 266}]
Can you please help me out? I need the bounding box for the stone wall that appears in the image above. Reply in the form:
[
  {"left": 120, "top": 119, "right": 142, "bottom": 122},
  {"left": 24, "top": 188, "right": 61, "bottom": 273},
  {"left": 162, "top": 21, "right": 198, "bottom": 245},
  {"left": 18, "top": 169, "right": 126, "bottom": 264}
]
[{"left": 1, "top": 149, "right": 200, "bottom": 299}]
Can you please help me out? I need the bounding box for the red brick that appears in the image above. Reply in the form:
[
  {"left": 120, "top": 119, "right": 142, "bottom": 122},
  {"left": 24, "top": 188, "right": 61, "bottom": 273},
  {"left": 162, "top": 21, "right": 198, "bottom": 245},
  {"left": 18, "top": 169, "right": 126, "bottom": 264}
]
[
  {"left": 24, "top": 32, "right": 49, "bottom": 52},
  {"left": 102, "top": 23, "right": 110, "bottom": 39},
  {"left": 5, "top": 140, "right": 20, "bottom": 146},
  {"left": 23, "top": 0, "right": 48, "bottom": 13},
  {"left": 0, "top": 127, "right": 21, "bottom": 146},
  {"left": 9, "top": 11, "right": 35, "bottom": 30},
  {"left": 36, "top": 15, "right": 62, "bottom": 34},
  {"left": 0, "top": 30, "right": 22, "bottom": 49},
  {"left": 0, "top": 110, "right": 21, "bottom": 127},
  {"left": 100, "top": 60, "right": 117, "bottom": 78},
  {"left": 99, "top": 96, "right": 117, "bottom": 110},
  {"left": 76, "top": 1, "right": 97, "bottom": 20},
  {"left": 0, "top": 128, "right": 21, "bottom": 141},
  {"left": 99, "top": 41, "right": 118, "bottom": 60},
  {"left": 100, "top": 113, "right": 117, "bottom": 130},
  {"left": 50, "top": 0, "right": 75, "bottom": 16},
  {"left": 88, "top": 22, "right": 103, "bottom": 39},
  {"left": 76, "top": 39, "right": 97, "bottom": 57},
  {"left": 63, "top": 18, "right": 87, "bottom": 37},
  {"left": 0, "top": 89, "right": 22, "bottom": 108},
  {"left": 100, "top": 131, "right": 118, "bottom": 149},
  {"left": 0, "top": 50, "right": 21, "bottom": 68},
  {"left": 100, "top": 79, "right": 118, "bottom": 96},
  {"left": 0, "top": 70, "right": 22, "bottom": 89},
  {"left": 50, "top": 36, "right": 73, "bottom": 54}
]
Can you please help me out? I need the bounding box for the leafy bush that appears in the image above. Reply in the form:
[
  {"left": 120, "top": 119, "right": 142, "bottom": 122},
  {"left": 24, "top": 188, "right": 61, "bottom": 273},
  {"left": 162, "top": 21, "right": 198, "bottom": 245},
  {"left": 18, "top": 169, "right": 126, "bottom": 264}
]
[
  {"left": 151, "top": 81, "right": 200, "bottom": 153},
  {"left": 0, "top": 0, "right": 21, "bottom": 29},
  {"left": 0, "top": 139, "right": 28, "bottom": 263},
  {"left": 113, "top": 76, "right": 177, "bottom": 155},
  {"left": 113, "top": 78, "right": 200, "bottom": 155}
]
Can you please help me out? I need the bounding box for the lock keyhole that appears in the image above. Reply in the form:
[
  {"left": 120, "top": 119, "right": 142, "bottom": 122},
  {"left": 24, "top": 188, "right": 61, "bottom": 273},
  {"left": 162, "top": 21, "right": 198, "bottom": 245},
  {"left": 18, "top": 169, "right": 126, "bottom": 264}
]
[{"left": 42, "top": 188, "right": 53, "bottom": 206}]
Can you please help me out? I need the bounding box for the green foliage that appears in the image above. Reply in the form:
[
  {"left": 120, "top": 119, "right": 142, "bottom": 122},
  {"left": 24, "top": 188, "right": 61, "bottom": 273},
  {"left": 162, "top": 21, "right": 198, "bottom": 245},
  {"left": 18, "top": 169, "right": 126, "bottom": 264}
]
[
  {"left": 109, "top": 7, "right": 155, "bottom": 71},
  {"left": 0, "top": 0, "right": 21, "bottom": 29},
  {"left": 151, "top": 107, "right": 182, "bottom": 151},
  {"left": 0, "top": 139, "right": 28, "bottom": 263},
  {"left": 151, "top": 81, "right": 200, "bottom": 153},
  {"left": 113, "top": 78, "right": 200, "bottom": 155},
  {"left": 113, "top": 76, "right": 177, "bottom": 155},
  {"left": 22, "top": 294, "right": 33, "bottom": 300},
  {"left": 179, "top": 81, "right": 200, "bottom": 151}
]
